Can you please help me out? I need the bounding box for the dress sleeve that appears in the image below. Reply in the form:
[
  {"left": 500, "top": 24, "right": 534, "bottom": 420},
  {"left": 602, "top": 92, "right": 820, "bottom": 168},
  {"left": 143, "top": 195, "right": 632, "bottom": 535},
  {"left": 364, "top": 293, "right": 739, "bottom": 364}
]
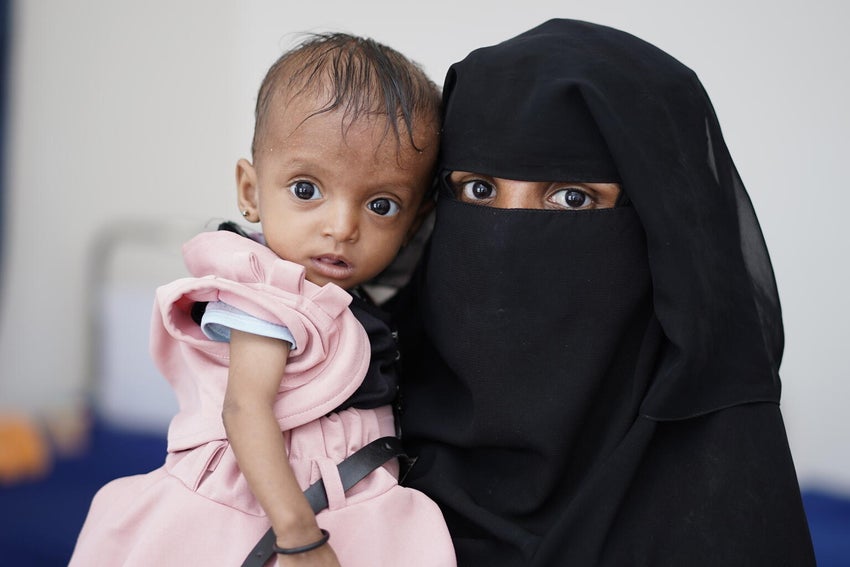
[
  {"left": 200, "top": 301, "right": 297, "bottom": 349},
  {"left": 154, "top": 230, "right": 371, "bottom": 445}
]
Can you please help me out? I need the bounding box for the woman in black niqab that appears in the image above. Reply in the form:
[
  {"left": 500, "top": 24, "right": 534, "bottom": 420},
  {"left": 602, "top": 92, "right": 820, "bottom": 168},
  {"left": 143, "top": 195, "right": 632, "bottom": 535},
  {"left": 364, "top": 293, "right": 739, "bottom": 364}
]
[{"left": 393, "top": 19, "right": 815, "bottom": 566}]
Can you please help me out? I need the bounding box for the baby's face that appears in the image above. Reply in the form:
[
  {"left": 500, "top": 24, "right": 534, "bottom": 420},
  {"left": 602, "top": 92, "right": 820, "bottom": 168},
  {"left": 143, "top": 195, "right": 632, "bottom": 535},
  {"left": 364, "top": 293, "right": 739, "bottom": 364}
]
[
  {"left": 448, "top": 171, "right": 621, "bottom": 210},
  {"left": 238, "top": 94, "right": 437, "bottom": 289}
]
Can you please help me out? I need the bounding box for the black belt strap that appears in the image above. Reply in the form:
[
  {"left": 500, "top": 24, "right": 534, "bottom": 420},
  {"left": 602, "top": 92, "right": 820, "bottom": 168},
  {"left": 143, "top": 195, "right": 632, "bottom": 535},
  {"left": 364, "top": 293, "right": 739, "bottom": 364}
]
[{"left": 241, "top": 436, "right": 405, "bottom": 567}]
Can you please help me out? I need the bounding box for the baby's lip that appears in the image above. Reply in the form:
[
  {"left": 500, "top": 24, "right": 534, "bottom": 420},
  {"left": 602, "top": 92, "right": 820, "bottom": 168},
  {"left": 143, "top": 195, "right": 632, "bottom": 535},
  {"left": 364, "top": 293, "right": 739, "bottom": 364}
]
[
  {"left": 313, "top": 254, "right": 351, "bottom": 268},
  {"left": 309, "top": 255, "right": 354, "bottom": 281}
]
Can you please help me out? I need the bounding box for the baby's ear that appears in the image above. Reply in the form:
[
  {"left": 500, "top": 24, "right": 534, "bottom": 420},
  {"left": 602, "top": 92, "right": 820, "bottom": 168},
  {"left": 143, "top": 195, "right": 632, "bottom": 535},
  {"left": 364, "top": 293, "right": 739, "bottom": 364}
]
[{"left": 235, "top": 159, "right": 259, "bottom": 222}]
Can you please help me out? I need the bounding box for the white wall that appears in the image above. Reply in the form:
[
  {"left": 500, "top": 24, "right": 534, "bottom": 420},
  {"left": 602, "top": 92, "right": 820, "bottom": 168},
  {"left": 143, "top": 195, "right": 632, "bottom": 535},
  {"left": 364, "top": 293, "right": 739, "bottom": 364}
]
[{"left": 2, "top": 0, "right": 848, "bottom": 493}]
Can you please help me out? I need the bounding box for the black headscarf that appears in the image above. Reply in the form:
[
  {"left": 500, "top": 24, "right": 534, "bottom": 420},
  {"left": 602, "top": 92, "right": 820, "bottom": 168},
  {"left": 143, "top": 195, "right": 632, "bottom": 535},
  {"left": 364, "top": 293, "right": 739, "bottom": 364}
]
[{"left": 394, "top": 19, "right": 814, "bottom": 566}]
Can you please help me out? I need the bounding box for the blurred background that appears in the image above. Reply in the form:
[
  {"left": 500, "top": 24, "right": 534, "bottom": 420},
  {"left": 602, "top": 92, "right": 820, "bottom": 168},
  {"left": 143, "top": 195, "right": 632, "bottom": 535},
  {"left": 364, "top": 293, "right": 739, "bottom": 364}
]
[{"left": 0, "top": 0, "right": 847, "bottom": 565}]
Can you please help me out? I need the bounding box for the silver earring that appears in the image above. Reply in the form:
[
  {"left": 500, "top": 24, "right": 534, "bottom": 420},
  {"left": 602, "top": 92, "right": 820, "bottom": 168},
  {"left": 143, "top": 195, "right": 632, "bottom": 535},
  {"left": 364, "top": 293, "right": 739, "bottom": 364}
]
[{"left": 241, "top": 210, "right": 250, "bottom": 217}]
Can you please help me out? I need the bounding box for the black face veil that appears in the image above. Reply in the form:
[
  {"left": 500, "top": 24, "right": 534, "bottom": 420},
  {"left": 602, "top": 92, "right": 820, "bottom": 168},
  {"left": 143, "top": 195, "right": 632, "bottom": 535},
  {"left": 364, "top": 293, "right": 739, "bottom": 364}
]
[
  {"left": 394, "top": 19, "right": 813, "bottom": 566},
  {"left": 436, "top": 19, "right": 783, "bottom": 419}
]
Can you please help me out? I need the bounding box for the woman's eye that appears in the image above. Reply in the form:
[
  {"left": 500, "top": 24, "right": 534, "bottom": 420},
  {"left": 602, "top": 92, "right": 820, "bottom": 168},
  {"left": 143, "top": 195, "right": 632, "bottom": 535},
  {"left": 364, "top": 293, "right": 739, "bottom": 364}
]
[
  {"left": 289, "top": 181, "right": 322, "bottom": 200},
  {"left": 551, "top": 188, "right": 592, "bottom": 209},
  {"left": 367, "top": 197, "right": 400, "bottom": 216},
  {"left": 461, "top": 180, "right": 495, "bottom": 201}
]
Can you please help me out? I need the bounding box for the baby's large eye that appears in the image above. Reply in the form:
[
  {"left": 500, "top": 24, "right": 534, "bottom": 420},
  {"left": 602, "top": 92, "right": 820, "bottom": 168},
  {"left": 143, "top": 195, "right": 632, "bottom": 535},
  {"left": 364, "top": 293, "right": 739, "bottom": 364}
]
[
  {"left": 290, "top": 181, "right": 322, "bottom": 200},
  {"left": 461, "top": 180, "right": 495, "bottom": 200},
  {"left": 367, "top": 197, "right": 400, "bottom": 216},
  {"left": 550, "top": 187, "right": 592, "bottom": 209}
]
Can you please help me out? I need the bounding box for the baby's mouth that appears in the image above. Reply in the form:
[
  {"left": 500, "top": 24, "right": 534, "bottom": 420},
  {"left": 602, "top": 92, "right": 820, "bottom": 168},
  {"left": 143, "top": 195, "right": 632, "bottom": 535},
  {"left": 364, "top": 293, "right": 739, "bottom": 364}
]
[
  {"left": 315, "top": 255, "right": 350, "bottom": 268},
  {"left": 310, "top": 255, "right": 354, "bottom": 281}
]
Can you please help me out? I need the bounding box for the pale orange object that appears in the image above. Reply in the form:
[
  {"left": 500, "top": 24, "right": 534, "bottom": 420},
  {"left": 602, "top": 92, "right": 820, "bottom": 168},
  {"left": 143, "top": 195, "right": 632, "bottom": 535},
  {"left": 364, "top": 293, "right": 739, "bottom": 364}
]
[{"left": 0, "top": 413, "right": 52, "bottom": 484}]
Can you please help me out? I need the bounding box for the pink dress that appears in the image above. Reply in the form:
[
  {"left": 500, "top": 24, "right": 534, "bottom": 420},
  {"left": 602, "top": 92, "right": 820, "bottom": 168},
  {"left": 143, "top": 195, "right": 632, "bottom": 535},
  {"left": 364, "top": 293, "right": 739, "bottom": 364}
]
[{"left": 69, "top": 230, "right": 455, "bottom": 567}]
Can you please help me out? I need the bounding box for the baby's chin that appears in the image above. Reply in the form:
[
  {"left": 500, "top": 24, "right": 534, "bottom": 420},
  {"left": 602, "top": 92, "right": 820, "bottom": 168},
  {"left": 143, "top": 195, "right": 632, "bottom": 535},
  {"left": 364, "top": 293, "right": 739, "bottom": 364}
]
[{"left": 303, "top": 270, "right": 360, "bottom": 291}]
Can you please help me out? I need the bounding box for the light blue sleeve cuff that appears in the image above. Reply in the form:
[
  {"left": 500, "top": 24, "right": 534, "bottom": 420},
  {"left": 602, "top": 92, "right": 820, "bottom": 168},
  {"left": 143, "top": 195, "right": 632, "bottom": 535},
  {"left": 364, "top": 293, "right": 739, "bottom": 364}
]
[{"left": 200, "top": 301, "right": 297, "bottom": 349}]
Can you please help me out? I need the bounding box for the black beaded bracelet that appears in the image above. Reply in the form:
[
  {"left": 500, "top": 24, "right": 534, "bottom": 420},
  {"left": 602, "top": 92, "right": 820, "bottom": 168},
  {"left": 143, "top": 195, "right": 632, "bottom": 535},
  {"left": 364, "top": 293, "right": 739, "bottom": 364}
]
[{"left": 272, "top": 529, "right": 331, "bottom": 555}]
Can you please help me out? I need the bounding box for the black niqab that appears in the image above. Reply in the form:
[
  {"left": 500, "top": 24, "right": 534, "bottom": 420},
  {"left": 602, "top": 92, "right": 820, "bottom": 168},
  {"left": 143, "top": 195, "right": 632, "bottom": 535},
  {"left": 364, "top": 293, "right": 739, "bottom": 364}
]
[{"left": 395, "top": 19, "right": 814, "bottom": 566}]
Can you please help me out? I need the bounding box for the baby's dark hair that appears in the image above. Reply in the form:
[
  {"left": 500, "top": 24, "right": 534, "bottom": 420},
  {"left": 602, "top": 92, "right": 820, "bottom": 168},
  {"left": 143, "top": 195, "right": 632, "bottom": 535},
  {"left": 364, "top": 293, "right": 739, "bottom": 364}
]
[{"left": 252, "top": 33, "right": 441, "bottom": 157}]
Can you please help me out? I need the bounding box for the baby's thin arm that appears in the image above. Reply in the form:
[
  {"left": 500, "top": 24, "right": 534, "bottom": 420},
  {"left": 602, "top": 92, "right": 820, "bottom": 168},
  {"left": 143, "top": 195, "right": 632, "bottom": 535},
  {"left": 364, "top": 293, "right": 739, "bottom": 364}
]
[{"left": 223, "top": 329, "right": 339, "bottom": 564}]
